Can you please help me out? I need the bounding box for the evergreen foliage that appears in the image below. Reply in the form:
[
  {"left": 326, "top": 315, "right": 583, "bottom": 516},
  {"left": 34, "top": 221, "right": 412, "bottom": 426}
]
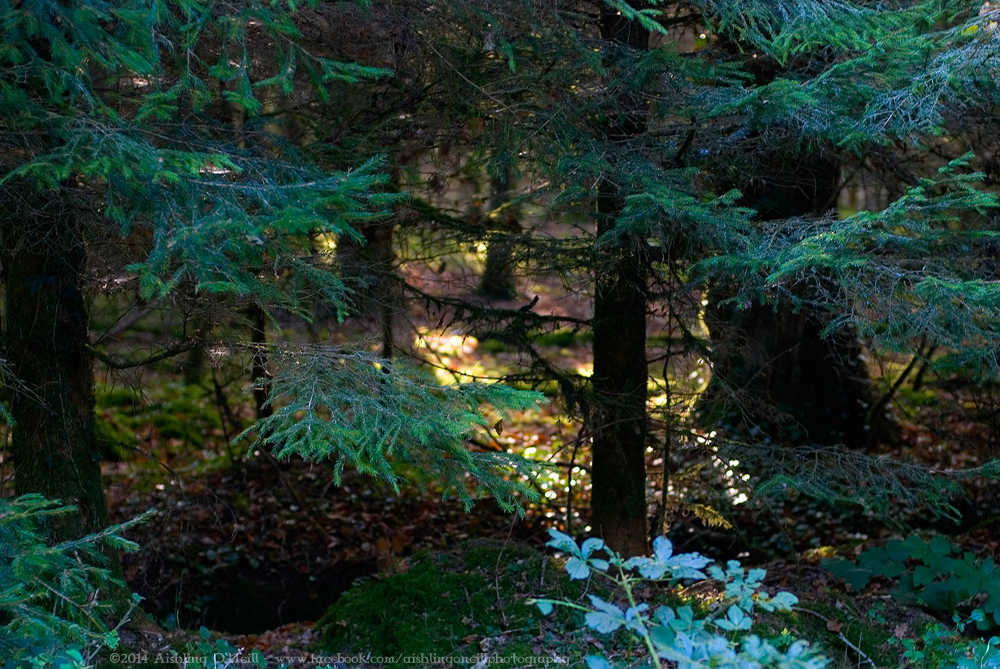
[
  {"left": 368, "top": 0, "right": 1000, "bottom": 532},
  {"left": 712, "top": 155, "right": 1000, "bottom": 377},
  {"left": 0, "top": 0, "right": 547, "bottom": 539},
  {"left": 0, "top": 495, "right": 149, "bottom": 667},
  {"left": 275, "top": 0, "right": 1000, "bottom": 541},
  {"left": 8, "top": 0, "right": 1000, "bottom": 644},
  {"left": 243, "top": 344, "right": 544, "bottom": 510}
]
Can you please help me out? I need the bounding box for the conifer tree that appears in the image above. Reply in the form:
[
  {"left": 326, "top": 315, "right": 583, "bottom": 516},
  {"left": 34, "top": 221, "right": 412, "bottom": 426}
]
[
  {"left": 0, "top": 0, "right": 543, "bottom": 554},
  {"left": 318, "top": 0, "right": 1000, "bottom": 552}
]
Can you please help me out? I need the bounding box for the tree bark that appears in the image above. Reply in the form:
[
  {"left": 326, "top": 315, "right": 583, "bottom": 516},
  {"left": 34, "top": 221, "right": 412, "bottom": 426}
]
[
  {"left": 248, "top": 303, "right": 274, "bottom": 420},
  {"left": 701, "top": 155, "right": 875, "bottom": 446},
  {"left": 477, "top": 169, "right": 519, "bottom": 301},
  {"left": 337, "top": 219, "right": 397, "bottom": 358},
  {"left": 590, "top": 192, "right": 650, "bottom": 557},
  {"left": 588, "top": 5, "right": 651, "bottom": 557},
  {"left": 2, "top": 189, "right": 109, "bottom": 542}
]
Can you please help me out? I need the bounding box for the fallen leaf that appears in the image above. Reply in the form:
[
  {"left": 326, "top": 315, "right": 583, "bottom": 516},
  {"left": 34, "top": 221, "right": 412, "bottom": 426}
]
[{"left": 827, "top": 619, "right": 843, "bottom": 633}]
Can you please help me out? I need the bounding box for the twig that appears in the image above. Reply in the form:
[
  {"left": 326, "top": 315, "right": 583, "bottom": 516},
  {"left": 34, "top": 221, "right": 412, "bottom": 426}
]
[
  {"left": 792, "top": 606, "right": 876, "bottom": 668},
  {"left": 93, "top": 300, "right": 158, "bottom": 344},
  {"left": 866, "top": 347, "right": 925, "bottom": 424},
  {"left": 89, "top": 343, "right": 200, "bottom": 369}
]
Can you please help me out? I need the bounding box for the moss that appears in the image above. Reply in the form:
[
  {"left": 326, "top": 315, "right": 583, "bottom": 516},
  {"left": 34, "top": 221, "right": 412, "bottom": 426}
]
[
  {"left": 480, "top": 338, "right": 511, "bottom": 354},
  {"left": 317, "top": 540, "right": 585, "bottom": 661},
  {"left": 755, "top": 596, "right": 900, "bottom": 668},
  {"left": 317, "top": 560, "right": 496, "bottom": 657},
  {"left": 530, "top": 328, "right": 592, "bottom": 348},
  {"left": 96, "top": 383, "right": 223, "bottom": 451},
  {"left": 95, "top": 417, "right": 138, "bottom": 461}
]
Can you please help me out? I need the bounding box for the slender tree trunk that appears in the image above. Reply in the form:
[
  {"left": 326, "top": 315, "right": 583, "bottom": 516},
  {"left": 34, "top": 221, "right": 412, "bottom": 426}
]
[
  {"left": 2, "top": 190, "right": 109, "bottom": 542},
  {"left": 477, "top": 169, "right": 519, "bottom": 301},
  {"left": 248, "top": 303, "right": 273, "bottom": 420},
  {"left": 588, "top": 6, "right": 651, "bottom": 557},
  {"left": 590, "top": 190, "right": 649, "bottom": 556},
  {"left": 337, "top": 217, "right": 397, "bottom": 357}
]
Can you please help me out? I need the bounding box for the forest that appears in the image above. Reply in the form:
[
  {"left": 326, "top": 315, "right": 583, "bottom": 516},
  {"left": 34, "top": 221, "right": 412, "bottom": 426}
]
[{"left": 5, "top": 0, "right": 1000, "bottom": 667}]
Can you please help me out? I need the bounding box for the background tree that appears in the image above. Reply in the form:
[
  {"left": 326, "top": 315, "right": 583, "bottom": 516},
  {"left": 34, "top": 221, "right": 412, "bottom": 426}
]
[
  {"left": 0, "top": 0, "right": 542, "bottom": 559},
  {"left": 297, "top": 0, "right": 1000, "bottom": 553}
]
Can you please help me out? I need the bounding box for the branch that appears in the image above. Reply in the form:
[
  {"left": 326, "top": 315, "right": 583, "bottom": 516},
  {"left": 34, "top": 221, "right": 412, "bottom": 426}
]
[
  {"left": 88, "top": 343, "right": 200, "bottom": 369},
  {"left": 92, "top": 300, "right": 159, "bottom": 344}
]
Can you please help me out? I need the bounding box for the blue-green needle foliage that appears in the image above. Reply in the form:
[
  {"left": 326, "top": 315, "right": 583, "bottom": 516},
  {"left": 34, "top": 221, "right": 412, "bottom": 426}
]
[
  {"left": 0, "top": 495, "right": 151, "bottom": 668},
  {"left": 1, "top": 0, "right": 395, "bottom": 314},
  {"left": 702, "top": 0, "right": 1000, "bottom": 141},
  {"left": 1, "top": 0, "right": 544, "bottom": 503},
  {"left": 706, "top": 154, "right": 1000, "bottom": 378},
  {"left": 242, "top": 345, "right": 546, "bottom": 512},
  {"left": 681, "top": 0, "right": 1000, "bottom": 384}
]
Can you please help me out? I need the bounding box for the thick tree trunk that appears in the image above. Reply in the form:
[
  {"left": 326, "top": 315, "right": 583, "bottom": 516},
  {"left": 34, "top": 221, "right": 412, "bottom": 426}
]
[
  {"left": 588, "top": 6, "right": 651, "bottom": 557},
  {"left": 701, "top": 155, "right": 875, "bottom": 446},
  {"left": 2, "top": 192, "right": 109, "bottom": 541},
  {"left": 703, "top": 297, "right": 872, "bottom": 446}
]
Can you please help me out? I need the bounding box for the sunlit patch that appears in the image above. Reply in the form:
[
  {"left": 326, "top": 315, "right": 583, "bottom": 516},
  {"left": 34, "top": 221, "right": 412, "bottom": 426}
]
[
  {"left": 414, "top": 329, "right": 479, "bottom": 356},
  {"left": 315, "top": 233, "right": 338, "bottom": 251}
]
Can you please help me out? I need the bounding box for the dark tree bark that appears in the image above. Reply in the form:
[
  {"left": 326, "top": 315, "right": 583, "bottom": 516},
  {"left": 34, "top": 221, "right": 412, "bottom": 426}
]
[
  {"left": 248, "top": 303, "right": 274, "bottom": 420},
  {"left": 590, "top": 192, "right": 650, "bottom": 557},
  {"left": 477, "top": 170, "right": 519, "bottom": 301},
  {"left": 702, "top": 155, "right": 875, "bottom": 446},
  {"left": 2, "top": 188, "right": 109, "bottom": 541},
  {"left": 337, "top": 220, "right": 397, "bottom": 358},
  {"left": 588, "top": 6, "right": 651, "bottom": 557}
]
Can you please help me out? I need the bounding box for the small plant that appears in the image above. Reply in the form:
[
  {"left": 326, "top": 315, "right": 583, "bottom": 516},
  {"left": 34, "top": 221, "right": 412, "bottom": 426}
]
[
  {"left": 823, "top": 535, "right": 1000, "bottom": 629},
  {"left": 175, "top": 627, "right": 267, "bottom": 669},
  {"left": 532, "top": 529, "right": 828, "bottom": 669},
  {"left": 901, "top": 616, "right": 1000, "bottom": 669}
]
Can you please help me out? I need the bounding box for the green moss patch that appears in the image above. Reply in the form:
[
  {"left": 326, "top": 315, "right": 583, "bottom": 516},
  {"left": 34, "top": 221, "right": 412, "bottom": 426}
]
[{"left": 317, "top": 540, "right": 583, "bottom": 661}]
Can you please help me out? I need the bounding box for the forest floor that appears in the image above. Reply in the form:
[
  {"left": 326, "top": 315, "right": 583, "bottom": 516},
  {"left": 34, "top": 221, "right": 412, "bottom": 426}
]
[
  {"left": 97, "top": 344, "right": 1000, "bottom": 668},
  {"left": 81, "top": 254, "right": 1000, "bottom": 667}
]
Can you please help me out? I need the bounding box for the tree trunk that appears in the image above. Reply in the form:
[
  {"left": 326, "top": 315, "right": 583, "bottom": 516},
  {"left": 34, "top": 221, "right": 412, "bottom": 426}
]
[
  {"left": 590, "top": 193, "right": 650, "bottom": 556},
  {"left": 248, "top": 303, "right": 273, "bottom": 420},
  {"left": 2, "top": 190, "right": 109, "bottom": 542},
  {"left": 336, "top": 220, "right": 397, "bottom": 358},
  {"left": 588, "top": 6, "right": 651, "bottom": 557},
  {"left": 477, "top": 170, "right": 519, "bottom": 301},
  {"left": 703, "top": 296, "right": 873, "bottom": 446},
  {"left": 701, "top": 155, "right": 875, "bottom": 446}
]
